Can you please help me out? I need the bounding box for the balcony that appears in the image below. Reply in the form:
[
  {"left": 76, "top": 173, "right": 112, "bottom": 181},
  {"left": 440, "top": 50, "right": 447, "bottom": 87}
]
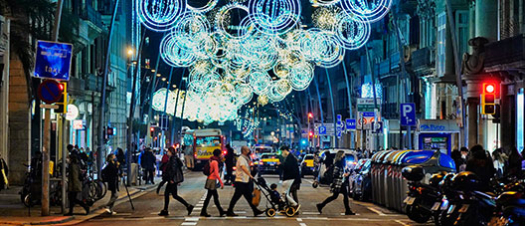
[
  {"left": 485, "top": 34, "right": 525, "bottom": 72},
  {"left": 80, "top": 5, "right": 103, "bottom": 28},
  {"left": 411, "top": 47, "right": 435, "bottom": 76}
]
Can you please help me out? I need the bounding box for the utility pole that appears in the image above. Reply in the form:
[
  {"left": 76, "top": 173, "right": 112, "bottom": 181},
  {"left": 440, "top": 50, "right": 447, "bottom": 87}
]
[
  {"left": 325, "top": 69, "right": 337, "bottom": 148},
  {"left": 41, "top": 0, "right": 63, "bottom": 216},
  {"left": 342, "top": 60, "right": 354, "bottom": 149},
  {"left": 98, "top": 0, "right": 120, "bottom": 178},
  {"left": 127, "top": 31, "right": 145, "bottom": 186}
]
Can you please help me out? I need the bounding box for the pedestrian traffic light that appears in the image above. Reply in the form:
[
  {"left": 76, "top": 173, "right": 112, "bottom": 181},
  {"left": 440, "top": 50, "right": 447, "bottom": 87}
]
[
  {"left": 56, "top": 82, "right": 68, "bottom": 114},
  {"left": 481, "top": 82, "right": 496, "bottom": 115}
]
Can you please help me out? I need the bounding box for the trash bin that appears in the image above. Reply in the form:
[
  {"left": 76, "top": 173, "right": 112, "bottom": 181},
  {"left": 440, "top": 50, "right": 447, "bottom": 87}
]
[
  {"left": 370, "top": 151, "right": 387, "bottom": 204},
  {"left": 384, "top": 151, "right": 403, "bottom": 208},
  {"left": 378, "top": 151, "right": 393, "bottom": 206},
  {"left": 391, "top": 150, "right": 410, "bottom": 211}
]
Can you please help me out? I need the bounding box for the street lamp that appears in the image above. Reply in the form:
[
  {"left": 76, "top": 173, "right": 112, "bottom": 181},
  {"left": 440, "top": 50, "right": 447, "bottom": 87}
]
[{"left": 127, "top": 48, "right": 134, "bottom": 57}]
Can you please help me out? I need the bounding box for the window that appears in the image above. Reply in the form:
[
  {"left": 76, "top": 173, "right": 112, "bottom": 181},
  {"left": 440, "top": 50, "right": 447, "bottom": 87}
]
[
  {"left": 437, "top": 12, "right": 446, "bottom": 77},
  {"left": 456, "top": 10, "right": 469, "bottom": 55}
]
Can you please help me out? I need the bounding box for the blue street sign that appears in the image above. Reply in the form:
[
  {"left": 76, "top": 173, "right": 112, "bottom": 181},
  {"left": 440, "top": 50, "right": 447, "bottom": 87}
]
[
  {"left": 318, "top": 125, "right": 327, "bottom": 135},
  {"left": 363, "top": 112, "right": 375, "bottom": 117},
  {"left": 400, "top": 103, "right": 417, "bottom": 126},
  {"left": 346, "top": 119, "right": 356, "bottom": 130},
  {"left": 373, "top": 122, "right": 383, "bottom": 133},
  {"left": 337, "top": 114, "right": 342, "bottom": 122},
  {"left": 336, "top": 126, "right": 342, "bottom": 138},
  {"left": 33, "top": 40, "right": 73, "bottom": 81},
  {"left": 37, "top": 80, "right": 62, "bottom": 104}
]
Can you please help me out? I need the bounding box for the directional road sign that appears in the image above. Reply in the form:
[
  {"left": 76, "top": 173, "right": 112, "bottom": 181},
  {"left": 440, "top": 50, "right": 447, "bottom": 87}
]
[
  {"left": 400, "top": 103, "right": 417, "bottom": 126},
  {"left": 346, "top": 119, "right": 356, "bottom": 131}
]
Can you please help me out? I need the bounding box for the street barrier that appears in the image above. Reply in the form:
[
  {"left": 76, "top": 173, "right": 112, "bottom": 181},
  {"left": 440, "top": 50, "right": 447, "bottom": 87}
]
[{"left": 369, "top": 150, "right": 455, "bottom": 212}]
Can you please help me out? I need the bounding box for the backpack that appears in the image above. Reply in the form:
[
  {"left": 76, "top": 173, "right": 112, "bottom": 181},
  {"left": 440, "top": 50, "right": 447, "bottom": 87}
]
[
  {"left": 101, "top": 165, "right": 109, "bottom": 182},
  {"left": 203, "top": 159, "right": 215, "bottom": 176}
]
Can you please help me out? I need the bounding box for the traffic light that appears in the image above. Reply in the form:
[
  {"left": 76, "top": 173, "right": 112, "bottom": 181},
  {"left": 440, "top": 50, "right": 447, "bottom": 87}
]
[
  {"left": 150, "top": 127, "right": 155, "bottom": 136},
  {"left": 56, "top": 82, "right": 68, "bottom": 114},
  {"left": 308, "top": 112, "right": 313, "bottom": 119},
  {"left": 481, "top": 82, "right": 496, "bottom": 115},
  {"left": 308, "top": 131, "right": 314, "bottom": 138}
]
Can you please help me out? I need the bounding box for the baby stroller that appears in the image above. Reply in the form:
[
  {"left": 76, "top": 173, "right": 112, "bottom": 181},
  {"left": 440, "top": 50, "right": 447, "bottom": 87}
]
[{"left": 254, "top": 176, "right": 298, "bottom": 217}]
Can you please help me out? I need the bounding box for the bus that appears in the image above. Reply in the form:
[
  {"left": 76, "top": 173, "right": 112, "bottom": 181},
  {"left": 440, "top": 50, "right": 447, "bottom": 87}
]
[{"left": 183, "top": 129, "right": 225, "bottom": 170}]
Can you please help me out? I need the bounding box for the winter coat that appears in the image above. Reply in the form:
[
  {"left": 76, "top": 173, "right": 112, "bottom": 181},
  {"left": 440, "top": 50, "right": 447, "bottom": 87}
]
[
  {"left": 165, "top": 156, "right": 184, "bottom": 184},
  {"left": 68, "top": 163, "right": 83, "bottom": 192},
  {"left": 330, "top": 160, "right": 346, "bottom": 193},
  {"left": 0, "top": 158, "right": 8, "bottom": 190},
  {"left": 282, "top": 154, "right": 300, "bottom": 181},
  {"left": 105, "top": 161, "right": 119, "bottom": 192},
  {"left": 140, "top": 151, "right": 156, "bottom": 170}
]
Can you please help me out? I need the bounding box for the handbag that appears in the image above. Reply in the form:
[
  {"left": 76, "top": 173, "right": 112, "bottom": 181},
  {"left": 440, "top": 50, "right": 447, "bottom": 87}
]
[{"left": 252, "top": 187, "right": 261, "bottom": 207}]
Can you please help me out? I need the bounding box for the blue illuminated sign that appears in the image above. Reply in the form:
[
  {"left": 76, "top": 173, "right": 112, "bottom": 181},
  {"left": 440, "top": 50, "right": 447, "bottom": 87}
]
[
  {"left": 319, "top": 125, "right": 327, "bottom": 135},
  {"left": 33, "top": 40, "right": 73, "bottom": 81},
  {"left": 400, "top": 103, "right": 416, "bottom": 126},
  {"left": 346, "top": 119, "right": 356, "bottom": 130}
]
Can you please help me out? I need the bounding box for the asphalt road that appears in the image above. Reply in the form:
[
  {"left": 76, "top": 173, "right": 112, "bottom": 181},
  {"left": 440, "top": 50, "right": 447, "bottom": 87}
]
[{"left": 77, "top": 171, "right": 433, "bottom": 226}]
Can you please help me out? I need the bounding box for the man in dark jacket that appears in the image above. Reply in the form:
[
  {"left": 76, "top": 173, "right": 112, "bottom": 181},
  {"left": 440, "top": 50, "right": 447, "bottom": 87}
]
[
  {"left": 65, "top": 154, "right": 89, "bottom": 216},
  {"left": 158, "top": 148, "right": 193, "bottom": 216},
  {"left": 280, "top": 146, "right": 300, "bottom": 213},
  {"left": 104, "top": 154, "right": 119, "bottom": 215},
  {"left": 224, "top": 144, "right": 235, "bottom": 185},
  {"left": 141, "top": 148, "right": 155, "bottom": 184}
]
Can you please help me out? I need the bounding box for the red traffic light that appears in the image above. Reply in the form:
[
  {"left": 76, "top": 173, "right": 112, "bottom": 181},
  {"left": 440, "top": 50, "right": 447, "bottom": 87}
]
[
  {"left": 308, "top": 131, "right": 314, "bottom": 137},
  {"left": 485, "top": 84, "right": 495, "bottom": 93},
  {"left": 150, "top": 127, "right": 155, "bottom": 132},
  {"left": 308, "top": 112, "right": 313, "bottom": 119}
]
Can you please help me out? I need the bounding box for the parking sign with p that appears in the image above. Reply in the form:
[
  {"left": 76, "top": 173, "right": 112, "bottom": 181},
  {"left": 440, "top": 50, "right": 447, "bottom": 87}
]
[{"left": 400, "top": 103, "right": 416, "bottom": 126}]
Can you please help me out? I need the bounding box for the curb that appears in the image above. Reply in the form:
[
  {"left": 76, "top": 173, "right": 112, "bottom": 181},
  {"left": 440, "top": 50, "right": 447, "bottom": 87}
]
[{"left": 0, "top": 216, "right": 74, "bottom": 226}]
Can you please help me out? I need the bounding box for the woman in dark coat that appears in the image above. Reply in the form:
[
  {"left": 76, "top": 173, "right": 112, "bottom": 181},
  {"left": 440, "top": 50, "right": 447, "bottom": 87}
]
[
  {"left": 466, "top": 145, "right": 496, "bottom": 192},
  {"left": 104, "top": 154, "right": 119, "bottom": 214},
  {"left": 316, "top": 150, "right": 355, "bottom": 215},
  {"left": 65, "top": 154, "right": 89, "bottom": 216},
  {"left": 158, "top": 148, "right": 193, "bottom": 216}
]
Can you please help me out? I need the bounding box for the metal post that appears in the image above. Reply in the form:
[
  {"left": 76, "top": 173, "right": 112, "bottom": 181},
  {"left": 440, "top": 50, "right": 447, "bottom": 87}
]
[
  {"left": 342, "top": 60, "right": 354, "bottom": 149},
  {"left": 41, "top": 108, "right": 51, "bottom": 216},
  {"left": 98, "top": 0, "right": 120, "bottom": 177},
  {"left": 445, "top": 0, "right": 467, "bottom": 148},
  {"left": 61, "top": 116, "right": 67, "bottom": 213},
  {"left": 178, "top": 78, "right": 188, "bottom": 140},
  {"left": 127, "top": 31, "right": 146, "bottom": 186},
  {"left": 325, "top": 68, "right": 337, "bottom": 148},
  {"left": 170, "top": 69, "right": 186, "bottom": 144}
]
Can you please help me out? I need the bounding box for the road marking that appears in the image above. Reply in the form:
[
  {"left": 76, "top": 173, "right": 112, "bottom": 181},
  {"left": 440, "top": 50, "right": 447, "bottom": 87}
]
[
  {"left": 366, "top": 207, "right": 386, "bottom": 216},
  {"left": 395, "top": 220, "right": 410, "bottom": 226},
  {"left": 340, "top": 213, "right": 360, "bottom": 216},
  {"left": 304, "top": 179, "right": 314, "bottom": 184},
  {"left": 185, "top": 217, "right": 200, "bottom": 221},
  {"left": 299, "top": 223, "right": 307, "bottom": 226},
  {"left": 305, "top": 217, "right": 328, "bottom": 220},
  {"left": 301, "top": 212, "right": 320, "bottom": 215},
  {"left": 196, "top": 204, "right": 204, "bottom": 207},
  {"left": 193, "top": 207, "right": 202, "bottom": 211},
  {"left": 297, "top": 218, "right": 303, "bottom": 222},
  {"left": 181, "top": 222, "right": 197, "bottom": 226}
]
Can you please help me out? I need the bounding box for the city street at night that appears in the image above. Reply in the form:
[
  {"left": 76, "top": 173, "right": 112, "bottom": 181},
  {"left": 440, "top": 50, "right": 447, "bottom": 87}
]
[{"left": 1, "top": 0, "right": 525, "bottom": 226}]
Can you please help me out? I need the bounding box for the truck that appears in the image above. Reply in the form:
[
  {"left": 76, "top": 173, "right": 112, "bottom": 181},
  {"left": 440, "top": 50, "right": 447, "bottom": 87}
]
[{"left": 183, "top": 129, "right": 225, "bottom": 170}]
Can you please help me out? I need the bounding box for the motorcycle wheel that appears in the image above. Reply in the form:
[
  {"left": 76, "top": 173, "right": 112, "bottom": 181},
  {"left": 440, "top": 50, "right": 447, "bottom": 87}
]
[
  {"left": 406, "top": 203, "right": 432, "bottom": 223},
  {"left": 23, "top": 193, "right": 33, "bottom": 207}
]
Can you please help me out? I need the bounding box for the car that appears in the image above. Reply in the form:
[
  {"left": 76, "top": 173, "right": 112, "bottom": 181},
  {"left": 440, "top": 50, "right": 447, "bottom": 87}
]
[
  {"left": 256, "top": 153, "right": 280, "bottom": 174},
  {"left": 351, "top": 159, "right": 372, "bottom": 201},
  {"left": 348, "top": 159, "right": 369, "bottom": 197},
  {"left": 253, "top": 145, "right": 275, "bottom": 159},
  {"left": 300, "top": 154, "right": 315, "bottom": 176}
]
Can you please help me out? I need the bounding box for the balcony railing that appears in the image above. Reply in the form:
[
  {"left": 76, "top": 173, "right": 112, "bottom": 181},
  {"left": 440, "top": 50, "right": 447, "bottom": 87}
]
[
  {"left": 485, "top": 34, "right": 525, "bottom": 68},
  {"left": 80, "top": 5, "right": 103, "bottom": 28}
]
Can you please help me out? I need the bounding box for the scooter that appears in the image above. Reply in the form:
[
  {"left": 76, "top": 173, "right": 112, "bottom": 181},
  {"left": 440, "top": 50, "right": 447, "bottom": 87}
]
[{"left": 402, "top": 166, "right": 446, "bottom": 223}]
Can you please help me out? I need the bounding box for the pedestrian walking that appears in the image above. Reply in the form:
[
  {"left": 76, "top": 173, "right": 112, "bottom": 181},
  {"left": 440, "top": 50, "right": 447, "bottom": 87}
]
[
  {"left": 201, "top": 149, "right": 226, "bottom": 217},
  {"left": 224, "top": 144, "right": 235, "bottom": 185},
  {"left": 65, "top": 154, "right": 89, "bottom": 216},
  {"left": 226, "top": 146, "right": 264, "bottom": 217},
  {"left": 451, "top": 149, "right": 465, "bottom": 172},
  {"left": 140, "top": 147, "right": 156, "bottom": 184},
  {"left": 158, "top": 147, "right": 194, "bottom": 216},
  {"left": 102, "top": 154, "right": 119, "bottom": 215},
  {"left": 279, "top": 146, "right": 301, "bottom": 212},
  {"left": 492, "top": 149, "right": 506, "bottom": 178},
  {"left": 157, "top": 148, "right": 170, "bottom": 195},
  {"left": 507, "top": 147, "right": 523, "bottom": 177},
  {"left": 316, "top": 150, "right": 355, "bottom": 215}
]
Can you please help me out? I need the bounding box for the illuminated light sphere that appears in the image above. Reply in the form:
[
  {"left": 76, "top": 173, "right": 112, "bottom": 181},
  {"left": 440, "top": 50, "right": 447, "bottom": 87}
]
[
  {"left": 313, "top": 31, "right": 345, "bottom": 68},
  {"left": 137, "top": 0, "right": 186, "bottom": 31},
  {"left": 258, "top": 95, "right": 269, "bottom": 106},
  {"left": 289, "top": 61, "right": 314, "bottom": 91},
  {"left": 170, "top": 12, "right": 211, "bottom": 47},
  {"left": 152, "top": 88, "right": 169, "bottom": 111},
  {"left": 159, "top": 34, "right": 197, "bottom": 67},
  {"left": 335, "top": 13, "right": 370, "bottom": 50},
  {"left": 310, "top": 0, "right": 341, "bottom": 6},
  {"left": 249, "top": 0, "right": 302, "bottom": 35},
  {"left": 341, "top": 0, "right": 392, "bottom": 23},
  {"left": 312, "top": 6, "right": 341, "bottom": 31},
  {"left": 249, "top": 71, "right": 272, "bottom": 95},
  {"left": 215, "top": 3, "right": 252, "bottom": 40},
  {"left": 186, "top": 0, "right": 218, "bottom": 13}
]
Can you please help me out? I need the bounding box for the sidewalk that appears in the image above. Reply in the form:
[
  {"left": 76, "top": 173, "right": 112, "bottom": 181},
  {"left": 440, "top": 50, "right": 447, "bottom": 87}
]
[{"left": 0, "top": 178, "right": 159, "bottom": 225}]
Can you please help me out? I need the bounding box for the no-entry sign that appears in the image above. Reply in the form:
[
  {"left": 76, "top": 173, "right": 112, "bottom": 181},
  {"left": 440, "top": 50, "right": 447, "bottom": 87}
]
[{"left": 37, "top": 80, "right": 63, "bottom": 104}]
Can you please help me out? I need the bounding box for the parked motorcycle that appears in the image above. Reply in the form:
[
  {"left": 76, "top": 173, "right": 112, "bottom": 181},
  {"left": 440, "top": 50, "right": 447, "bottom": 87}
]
[
  {"left": 402, "top": 165, "right": 447, "bottom": 223},
  {"left": 489, "top": 179, "right": 525, "bottom": 226}
]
